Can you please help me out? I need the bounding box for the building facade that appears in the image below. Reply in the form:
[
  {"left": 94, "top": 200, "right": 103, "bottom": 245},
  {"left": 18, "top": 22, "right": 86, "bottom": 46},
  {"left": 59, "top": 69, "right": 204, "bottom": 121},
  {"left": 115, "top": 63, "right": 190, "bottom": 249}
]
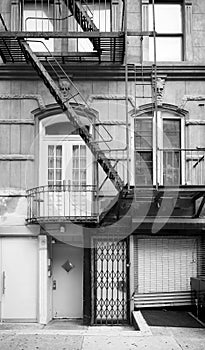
[{"left": 0, "top": 0, "right": 205, "bottom": 325}]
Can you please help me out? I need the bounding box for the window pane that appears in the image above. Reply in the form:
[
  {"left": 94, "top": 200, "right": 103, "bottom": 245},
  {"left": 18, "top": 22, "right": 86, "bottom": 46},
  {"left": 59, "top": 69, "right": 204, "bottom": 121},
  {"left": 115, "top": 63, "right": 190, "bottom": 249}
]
[
  {"left": 48, "top": 157, "right": 54, "bottom": 168},
  {"left": 56, "top": 169, "right": 62, "bottom": 181},
  {"left": 148, "top": 4, "right": 182, "bottom": 33},
  {"left": 135, "top": 152, "right": 153, "bottom": 185},
  {"left": 73, "top": 158, "right": 79, "bottom": 169},
  {"left": 48, "top": 169, "right": 54, "bottom": 181},
  {"left": 163, "top": 119, "right": 181, "bottom": 149},
  {"left": 80, "top": 170, "right": 86, "bottom": 182},
  {"left": 45, "top": 122, "right": 80, "bottom": 135},
  {"left": 48, "top": 145, "right": 54, "bottom": 156},
  {"left": 56, "top": 146, "right": 62, "bottom": 157},
  {"left": 56, "top": 157, "right": 62, "bottom": 168},
  {"left": 72, "top": 170, "right": 79, "bottom": 181},
  {"left": 135, "top": 119, "right": 152, "bottom": 149},
  {"left": 149, "top": 37, "right": 182, "bottom": 61},
  {"left": 80, "top": 145, "right": 86, "bottom": 157},
  {"left": 73, "top": 145, "right": 79, "bottom": 157},
  {"left": 163, "top": 151, "right": 181, "bottom": 185},
  {"left": 80, "top": 158, "right": 86, "bottom": 168}
]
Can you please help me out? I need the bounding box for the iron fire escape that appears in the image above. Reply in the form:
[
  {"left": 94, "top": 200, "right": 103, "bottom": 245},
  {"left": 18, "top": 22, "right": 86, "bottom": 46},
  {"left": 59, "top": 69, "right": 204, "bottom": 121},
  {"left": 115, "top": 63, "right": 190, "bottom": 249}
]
[{"left": 0, "top": 1, "right": 128, "bottom": 224}]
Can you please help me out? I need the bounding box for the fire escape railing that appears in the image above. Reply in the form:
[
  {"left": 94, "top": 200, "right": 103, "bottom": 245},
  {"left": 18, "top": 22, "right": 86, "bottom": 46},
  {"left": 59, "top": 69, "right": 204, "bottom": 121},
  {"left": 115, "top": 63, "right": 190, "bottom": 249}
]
[
  {"left": 26, "top": 184, "right": 99, "bottom": 223},
  {"left": 157, "top": 148, "right": 205, "bottom": 186}
]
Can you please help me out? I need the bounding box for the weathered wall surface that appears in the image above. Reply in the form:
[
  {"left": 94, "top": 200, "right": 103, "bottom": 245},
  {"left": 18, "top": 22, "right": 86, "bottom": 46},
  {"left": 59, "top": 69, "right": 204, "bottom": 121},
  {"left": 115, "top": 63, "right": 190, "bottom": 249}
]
[
  {"left": 0, "top": 75, "right": 205, "bottom": 192},
  {"left": 0, "top": 0, "right": 205, "bottom": 224}
]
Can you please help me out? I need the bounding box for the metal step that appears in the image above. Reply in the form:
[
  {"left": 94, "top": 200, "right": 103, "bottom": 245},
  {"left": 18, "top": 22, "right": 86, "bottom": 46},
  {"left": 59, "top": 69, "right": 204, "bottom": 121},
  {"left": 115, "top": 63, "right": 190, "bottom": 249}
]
[
  {"left": 0, "top": 37, "right": 26, "bottom": 63},
  {"left": 134, "top": 291, "right": 193, "bottom": 308}
]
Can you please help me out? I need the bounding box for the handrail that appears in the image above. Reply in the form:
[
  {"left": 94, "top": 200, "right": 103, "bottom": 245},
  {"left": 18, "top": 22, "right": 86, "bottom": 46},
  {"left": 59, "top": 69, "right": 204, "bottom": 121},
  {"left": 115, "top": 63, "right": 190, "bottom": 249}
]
[
  {"left": 24, "top": 0, "right": 94, "bottom": 30},
  {"left": 26, "top": 183, "right": 99, "bottom": 222},
  {"left": 25, "top": 15, "right": 73, "bottom": 31},
  {"left": 121, "top": 0, "right": 125, "bottom": 32},
  {"left": 0, "top": 13, "right": 8, "bottom": 31},
  {"left": 79, "top": 0, "right": 94, "bottom": 19},
  {"left": 138, "top": 148, "right": 205, "bottom": 152},
  {"left": 27, "top": 184, "right": 97, "bottom": 194}
]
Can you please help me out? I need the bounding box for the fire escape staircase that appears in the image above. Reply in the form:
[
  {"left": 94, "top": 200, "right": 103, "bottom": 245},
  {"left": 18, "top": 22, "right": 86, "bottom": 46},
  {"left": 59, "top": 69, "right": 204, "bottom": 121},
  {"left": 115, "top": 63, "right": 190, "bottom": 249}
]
[
  {"left": 61, "top": 0, "right": 125, "bottom": 63},
  {"left": 0, "top": 31, "right": 130, "bottom": 225},
  {"left": 62, "top": 0, "right": 100, "bottom": 52},
  {"left": 64, "top": 0, "right": 98, "bottom": 32}
]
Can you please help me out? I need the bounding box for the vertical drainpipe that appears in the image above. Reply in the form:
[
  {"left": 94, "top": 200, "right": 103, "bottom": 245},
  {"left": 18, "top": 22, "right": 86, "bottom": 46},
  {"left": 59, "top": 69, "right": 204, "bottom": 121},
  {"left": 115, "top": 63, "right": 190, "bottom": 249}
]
[
  {"left": 124, "top": 0, "right": 130, "bottom": 189},
  {"left": 152, "top": 0, "right": 158, "bottom": 190}
]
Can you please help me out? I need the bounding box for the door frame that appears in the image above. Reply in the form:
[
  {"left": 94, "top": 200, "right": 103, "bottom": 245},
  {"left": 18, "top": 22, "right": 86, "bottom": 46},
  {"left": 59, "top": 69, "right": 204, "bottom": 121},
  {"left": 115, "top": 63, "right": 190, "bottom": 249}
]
[
  {"left": 51, "top": 242, "right": 84, "bottom": 319},
  {"left": 91, "top": 237, "right": 130, "bottom": 325},
  {"left": 0, "top": 237, "right": 38, "bottom": 322},
  {"left": 39, "top": 115, "right": 93, "bottom": 187}
]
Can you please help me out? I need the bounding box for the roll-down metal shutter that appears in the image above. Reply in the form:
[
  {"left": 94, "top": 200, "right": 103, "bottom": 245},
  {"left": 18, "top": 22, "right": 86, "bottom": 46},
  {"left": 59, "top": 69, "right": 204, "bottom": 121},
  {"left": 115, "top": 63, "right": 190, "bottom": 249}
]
[{"left": 134, "top": 237, "right": 203, "bottom": 308}]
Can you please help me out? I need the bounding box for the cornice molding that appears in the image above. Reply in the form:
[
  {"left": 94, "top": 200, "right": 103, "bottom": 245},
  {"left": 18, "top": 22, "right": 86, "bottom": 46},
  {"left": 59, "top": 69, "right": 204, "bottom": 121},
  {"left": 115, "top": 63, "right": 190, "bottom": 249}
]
[
  {"left": 0, "top": 119, "right": 34, "bottom": 124},
  {"left": 186, "top": 120, "right": 205, "bottom": 125},
  {"left": 130, "top": 103, "right": 188, "bottom": 117},
  {"left": 87, "top": 95, "right": 135, "bottom": 107},
  {"left": 0, "top": 94, "right": 45, "bottom": 110},
  {"left": 0, "top": 188, "right": 26, "bottom": 196},
  {"left": 32, "top": 102, "right": 98, "bottom": 122},
  {"left": 1, "top": 64, "right": 205, "bottom": 81},
  {"left": 0, "top": 154, "right": 34, "bottom": 161}
]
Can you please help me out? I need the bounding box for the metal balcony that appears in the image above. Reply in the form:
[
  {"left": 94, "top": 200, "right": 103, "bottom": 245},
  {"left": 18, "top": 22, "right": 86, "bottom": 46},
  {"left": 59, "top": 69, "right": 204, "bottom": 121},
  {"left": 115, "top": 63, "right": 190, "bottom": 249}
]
[
  {"left": 158, "top": 148, "right": 205, "bottom": 186},
  {"left": 26, "top": 184, "right": 99, "bottom": 224},
  {"left": 26, "top": 148, "right": 205, "bottom": 225}
]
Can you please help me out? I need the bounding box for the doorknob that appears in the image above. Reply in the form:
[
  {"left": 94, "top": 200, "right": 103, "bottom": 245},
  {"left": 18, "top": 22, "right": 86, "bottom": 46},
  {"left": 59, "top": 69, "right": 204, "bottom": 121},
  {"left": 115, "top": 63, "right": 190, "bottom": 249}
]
[{"left": 2, "top": 271, "right": 6, "bottom": 294}]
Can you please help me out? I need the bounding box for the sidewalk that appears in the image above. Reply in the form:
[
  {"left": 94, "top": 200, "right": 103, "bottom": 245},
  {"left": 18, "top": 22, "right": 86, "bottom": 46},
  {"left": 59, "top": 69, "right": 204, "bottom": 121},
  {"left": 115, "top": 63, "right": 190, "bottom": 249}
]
[{"left": 0, "top": 318, "right": 204, "bottom": 350}]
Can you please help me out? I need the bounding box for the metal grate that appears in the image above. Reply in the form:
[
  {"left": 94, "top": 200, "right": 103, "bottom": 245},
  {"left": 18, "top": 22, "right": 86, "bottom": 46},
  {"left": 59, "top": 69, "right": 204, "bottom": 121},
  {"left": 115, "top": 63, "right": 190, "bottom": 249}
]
[{"left": 93, "top": 239, "right": 129, "bottom": 324}]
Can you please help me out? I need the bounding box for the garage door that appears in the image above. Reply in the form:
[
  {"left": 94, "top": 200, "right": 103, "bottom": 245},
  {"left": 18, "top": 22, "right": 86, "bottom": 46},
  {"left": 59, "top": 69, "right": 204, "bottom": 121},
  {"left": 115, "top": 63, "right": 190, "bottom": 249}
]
[{"left": 137, "top": 237, "right": 198, "bottom": 294}]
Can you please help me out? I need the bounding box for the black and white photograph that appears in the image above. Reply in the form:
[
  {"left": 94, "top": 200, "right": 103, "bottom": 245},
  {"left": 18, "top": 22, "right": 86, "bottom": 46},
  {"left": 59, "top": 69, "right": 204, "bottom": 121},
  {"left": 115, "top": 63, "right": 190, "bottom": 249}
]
[{"left": 0, "top": 0, "right": 204, "bottom": 349}]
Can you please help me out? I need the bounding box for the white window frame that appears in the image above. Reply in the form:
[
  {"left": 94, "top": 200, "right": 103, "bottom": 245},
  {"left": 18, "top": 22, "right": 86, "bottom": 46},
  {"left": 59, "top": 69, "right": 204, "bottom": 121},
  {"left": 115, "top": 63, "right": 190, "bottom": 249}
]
[
  {"left": 131, "top": 109, "right": 185, "bottom": 186},
  {"left": 157, "top": 111, "right": 185, "bottom": 186},
  {"left": 142, "top": 0, "right": 185, "bottom": 62},
  {"left": 148, "top": 1, "right": 183, "bottom": 62},
  {"left": 39, "top": 115, "right": 93, "bottom": 187}
]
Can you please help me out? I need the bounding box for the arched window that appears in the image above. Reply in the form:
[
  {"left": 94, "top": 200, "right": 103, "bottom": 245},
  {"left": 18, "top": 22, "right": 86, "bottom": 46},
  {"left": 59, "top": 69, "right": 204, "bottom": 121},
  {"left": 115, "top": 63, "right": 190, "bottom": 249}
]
[
  {"left": 39, "top": 114, "right": 91, "bottom": 187},
  {"left": 131, "top": 104, "right": 187, "bottom": 186}
]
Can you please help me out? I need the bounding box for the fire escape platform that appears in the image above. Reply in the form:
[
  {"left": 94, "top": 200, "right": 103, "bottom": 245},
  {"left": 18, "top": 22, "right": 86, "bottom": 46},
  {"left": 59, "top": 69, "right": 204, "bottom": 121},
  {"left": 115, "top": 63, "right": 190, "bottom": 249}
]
[
  {"left": 0, "top": 32, "right": 125, "bottom": 64},
  {"left": 100, "top": 186, "right": 205, "bottom": 230},
  {"left": 28, "top": 216, "right": 99, "bottom": 225}
]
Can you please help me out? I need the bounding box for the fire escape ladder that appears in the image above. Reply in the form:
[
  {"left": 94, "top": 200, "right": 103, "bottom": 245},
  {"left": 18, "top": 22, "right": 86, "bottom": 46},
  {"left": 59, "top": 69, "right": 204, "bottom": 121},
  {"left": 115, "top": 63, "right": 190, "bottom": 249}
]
[{"left": 13, "top": 40, "right": 124, "bottom": 193}]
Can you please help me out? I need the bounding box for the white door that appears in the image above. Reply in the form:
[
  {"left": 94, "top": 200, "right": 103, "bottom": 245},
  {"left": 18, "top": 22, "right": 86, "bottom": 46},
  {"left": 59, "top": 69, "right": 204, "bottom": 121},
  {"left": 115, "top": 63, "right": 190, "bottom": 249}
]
[
  {"left": 0, "top": 238, "right": 38, "bottom": 321},
  {"left": 40, "top": 138, "right": 93, "bottom": 218},
  {"left": 52, "top": 243, "right": 83, "bottom": 318}
]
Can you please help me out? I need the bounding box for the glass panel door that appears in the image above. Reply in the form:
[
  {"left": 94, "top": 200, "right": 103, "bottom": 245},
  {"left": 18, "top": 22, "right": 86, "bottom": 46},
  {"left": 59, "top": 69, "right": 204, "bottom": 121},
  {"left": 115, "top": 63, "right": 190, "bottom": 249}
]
[
  {"left": 47, "top": 144, "right": 63, "bottom": 216},
  {"left": 134, "top": 119, "right": 153, "bottom": 185},
  {"left": 163, "top": 119, "right": 181, "bottom": 185},
  {"left": 40, "top": 139, "right": 92, "bottom": 218},
  {"left": 70, "top": 144, "right": 90, "bottom": 217}
]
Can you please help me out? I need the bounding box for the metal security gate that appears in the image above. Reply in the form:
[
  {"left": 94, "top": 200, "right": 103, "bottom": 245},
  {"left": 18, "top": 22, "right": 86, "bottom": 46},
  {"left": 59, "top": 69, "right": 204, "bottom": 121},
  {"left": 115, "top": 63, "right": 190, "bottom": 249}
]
[{"left": 92, "top": 239, "right": 129, "bottom": 324}]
